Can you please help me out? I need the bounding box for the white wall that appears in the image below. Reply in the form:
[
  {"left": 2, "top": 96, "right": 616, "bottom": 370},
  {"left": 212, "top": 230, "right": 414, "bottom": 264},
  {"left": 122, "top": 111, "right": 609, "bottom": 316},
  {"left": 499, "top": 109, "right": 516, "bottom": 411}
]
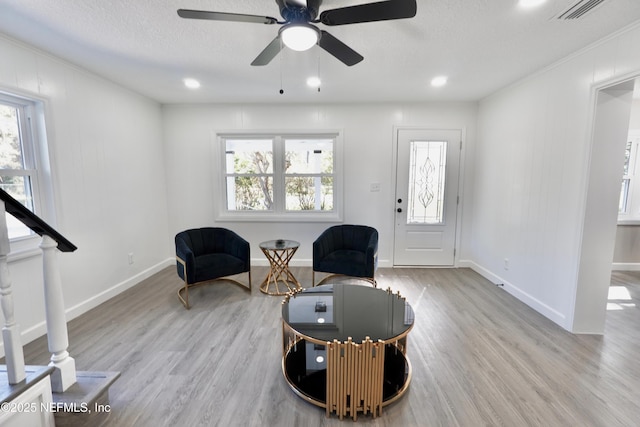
[
  {"left": 5, "top": 16, "right": 638, "bottom": 354},
  {"left": 0, "top": 35, "right": 171, "bottom": 355},
  {"left": 162, "top": 103, "right": 478, "bottom": 271},
  {"left": 470, "top": 21, "right": 640, "bottom": 332}
]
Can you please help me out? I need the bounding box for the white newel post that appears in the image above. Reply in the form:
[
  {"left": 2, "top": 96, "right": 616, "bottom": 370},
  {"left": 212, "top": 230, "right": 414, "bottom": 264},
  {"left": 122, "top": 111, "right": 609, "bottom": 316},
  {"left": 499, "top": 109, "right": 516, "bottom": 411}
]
[
  {"left": 40, "top": 234, "right": 76, "bottom": 392},
  {"left": 0, "top": 201, "right": 26, "bottom": 384}
]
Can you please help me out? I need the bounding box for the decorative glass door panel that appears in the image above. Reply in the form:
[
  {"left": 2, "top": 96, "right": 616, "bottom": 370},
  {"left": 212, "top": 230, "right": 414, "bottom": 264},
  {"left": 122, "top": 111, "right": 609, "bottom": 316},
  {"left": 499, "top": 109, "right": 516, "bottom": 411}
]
[{"left": 407, "top": 140, "right": 447, "bottom": 225}]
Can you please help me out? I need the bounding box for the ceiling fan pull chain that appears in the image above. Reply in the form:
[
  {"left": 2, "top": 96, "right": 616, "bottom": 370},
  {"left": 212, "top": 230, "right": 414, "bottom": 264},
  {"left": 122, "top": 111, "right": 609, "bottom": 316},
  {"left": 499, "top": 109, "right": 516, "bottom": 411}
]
[
  {"left": 317, "top": 51, "right": 321, "bottom": 93},
  {"left": 279, "top": 38, "right": 285, "bottom": 95}
]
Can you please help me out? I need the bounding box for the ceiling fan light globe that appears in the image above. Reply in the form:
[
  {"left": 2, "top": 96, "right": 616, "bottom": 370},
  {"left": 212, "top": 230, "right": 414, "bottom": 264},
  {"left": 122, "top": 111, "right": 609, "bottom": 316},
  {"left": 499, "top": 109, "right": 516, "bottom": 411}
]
[
  {"left": 518, "top": 0, "right": 547, "bottom": 8},
  {"left": 281, "top": 24, "right": 319, "bottom": 51}
]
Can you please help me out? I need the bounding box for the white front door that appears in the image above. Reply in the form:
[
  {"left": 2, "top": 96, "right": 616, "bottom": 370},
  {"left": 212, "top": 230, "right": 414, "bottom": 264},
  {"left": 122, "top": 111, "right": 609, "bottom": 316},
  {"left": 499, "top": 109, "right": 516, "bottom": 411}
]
[{"left": 393, "top": 129, "right": 461, "bottom": 266}]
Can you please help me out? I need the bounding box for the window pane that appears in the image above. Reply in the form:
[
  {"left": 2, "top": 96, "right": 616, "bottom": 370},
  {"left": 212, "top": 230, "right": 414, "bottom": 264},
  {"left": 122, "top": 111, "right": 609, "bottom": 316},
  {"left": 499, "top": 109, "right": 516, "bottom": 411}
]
[
  {"left": 285, "top": 139, "right": 333, "bottom": 174},
  {"left": 0, "top": 104, "right": 25, "bottom": 170},
  {"left": 0, "top": 175, "right": 34, "bottom": 210},
  {"left": 0, "top": 175, "right": 34, "bottom": 239},
  {"left": 226, "top": 176, "right": 273, "bottom": 210},
  {"left": 623, "top": 140, "right": 632, "bottom": 175},
  {"left": 620, "top": 178, "right": 630, "bottom": 213},
  {"left": 407, "top": 140, "right": 447, "bottom": 224},
  {"left": 225, "top": 139, "right": 273, "bottom": 174},
  {"left": 285, "top": 176, "right": 333, "bottom": 211}
]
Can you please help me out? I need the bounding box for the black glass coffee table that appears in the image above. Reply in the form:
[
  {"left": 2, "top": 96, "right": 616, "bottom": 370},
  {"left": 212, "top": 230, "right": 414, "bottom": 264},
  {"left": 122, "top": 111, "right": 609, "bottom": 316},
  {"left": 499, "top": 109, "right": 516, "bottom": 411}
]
[{"left": 281, "top": 283, "right": 414, "bottom": 420}]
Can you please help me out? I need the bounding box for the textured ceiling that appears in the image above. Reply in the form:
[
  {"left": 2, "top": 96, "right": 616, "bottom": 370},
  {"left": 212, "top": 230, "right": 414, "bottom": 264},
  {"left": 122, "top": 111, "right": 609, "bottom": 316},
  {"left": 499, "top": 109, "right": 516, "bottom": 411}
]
[{"left": 1, "top": 0, "right": 640, "bottom": 104}]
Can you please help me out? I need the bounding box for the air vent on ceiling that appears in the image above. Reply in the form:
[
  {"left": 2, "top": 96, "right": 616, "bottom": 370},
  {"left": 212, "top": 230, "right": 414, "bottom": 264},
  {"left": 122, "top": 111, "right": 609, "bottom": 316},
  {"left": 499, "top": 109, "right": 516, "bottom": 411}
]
[{"left": 555, "top": 0, "right": 607, "bottom": 20}]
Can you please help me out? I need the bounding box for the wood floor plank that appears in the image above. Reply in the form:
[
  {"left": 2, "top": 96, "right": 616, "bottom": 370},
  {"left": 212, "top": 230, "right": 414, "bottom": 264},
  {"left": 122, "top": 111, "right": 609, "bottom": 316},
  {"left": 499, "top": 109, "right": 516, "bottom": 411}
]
[{"left": 17, "top": 266, "right": 640, "bottom": 426}]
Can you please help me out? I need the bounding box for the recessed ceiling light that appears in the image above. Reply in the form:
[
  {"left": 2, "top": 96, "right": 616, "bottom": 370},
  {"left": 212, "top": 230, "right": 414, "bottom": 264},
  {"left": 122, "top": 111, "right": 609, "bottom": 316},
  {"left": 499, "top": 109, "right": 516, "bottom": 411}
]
[
  {"left": 306, "top": 76, "right": 321, "bottom": 88},
  {"left": 431, "top": 76, "right": 448, "bottom": 87},
  {"left": 183, "top": 78, "right": 201, "bottom": 89},
  {"left": 518, "top": 0, "right": 547, "bottom": 8}
]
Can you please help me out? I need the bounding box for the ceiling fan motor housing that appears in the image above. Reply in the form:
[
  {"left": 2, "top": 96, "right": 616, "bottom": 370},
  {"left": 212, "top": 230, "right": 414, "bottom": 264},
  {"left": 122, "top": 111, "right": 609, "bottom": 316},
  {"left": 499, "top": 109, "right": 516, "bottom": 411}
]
[{"left": 276, "top": 0, "right": 322, "bottom": 22}]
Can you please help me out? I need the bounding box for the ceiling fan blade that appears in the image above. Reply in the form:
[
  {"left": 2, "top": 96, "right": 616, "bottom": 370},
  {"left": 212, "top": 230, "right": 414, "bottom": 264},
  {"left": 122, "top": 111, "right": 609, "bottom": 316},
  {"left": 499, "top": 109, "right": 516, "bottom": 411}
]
[
  {"left": 318, "top": 31, "right": 363, "bottom": 66},
  {"left": 319, "top": 0, "right": 417, "bottom": 26},
  {"left": 251, "top": 37, "right": 284, "bottom": 66},
  {"left": 177, "top": 9, "right": 278, "bottom": 25}
]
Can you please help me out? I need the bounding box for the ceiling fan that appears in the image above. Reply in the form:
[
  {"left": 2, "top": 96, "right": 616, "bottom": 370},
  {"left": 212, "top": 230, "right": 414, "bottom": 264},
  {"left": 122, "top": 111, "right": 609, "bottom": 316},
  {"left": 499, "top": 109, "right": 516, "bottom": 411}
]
[{"left": 177, "top": 0, "right": 417, "bottom": 66}]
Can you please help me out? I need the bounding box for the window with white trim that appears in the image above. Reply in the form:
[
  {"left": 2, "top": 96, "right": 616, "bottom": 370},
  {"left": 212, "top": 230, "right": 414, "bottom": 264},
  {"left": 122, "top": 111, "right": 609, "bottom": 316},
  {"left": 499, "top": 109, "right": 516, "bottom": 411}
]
[
  {"left": 619, "top": 131, "right": 640, "bottom": 223},
  {"left": 0, "top": 93, "right": 43, "bottom": 240},
  {"left": 218, "top": 132, "right": 341, "bottom": 221}
]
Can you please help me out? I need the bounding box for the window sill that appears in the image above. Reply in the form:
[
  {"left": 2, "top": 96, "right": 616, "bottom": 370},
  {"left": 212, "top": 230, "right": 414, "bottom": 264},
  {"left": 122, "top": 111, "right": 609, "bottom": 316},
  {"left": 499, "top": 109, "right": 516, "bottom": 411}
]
[
  {"left": 8, "top": 234, "right": 43, "bottom": 262},
  {"left": 617, "top": 219, "right": 640, "bottom": 226}
]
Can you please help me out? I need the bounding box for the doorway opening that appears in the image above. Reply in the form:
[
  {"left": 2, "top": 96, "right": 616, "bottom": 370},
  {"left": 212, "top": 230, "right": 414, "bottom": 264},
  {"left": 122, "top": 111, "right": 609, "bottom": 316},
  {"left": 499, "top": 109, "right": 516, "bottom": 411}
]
[{"left": 574, "top": 77, "right": 636, "bottom": 333}]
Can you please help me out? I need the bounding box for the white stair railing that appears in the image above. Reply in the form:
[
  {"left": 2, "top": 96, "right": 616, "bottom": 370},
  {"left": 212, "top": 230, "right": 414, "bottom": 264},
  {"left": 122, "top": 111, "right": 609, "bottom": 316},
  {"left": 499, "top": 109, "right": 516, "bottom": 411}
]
[
  {"left": 0, "top": 200, "right": 26, "bottom": 384},
  {"left": 40, "top": 235, "right": 76, "bottom": 392},
  {"left": 0, "top": 191, "right": 77, "bottom": 393}
]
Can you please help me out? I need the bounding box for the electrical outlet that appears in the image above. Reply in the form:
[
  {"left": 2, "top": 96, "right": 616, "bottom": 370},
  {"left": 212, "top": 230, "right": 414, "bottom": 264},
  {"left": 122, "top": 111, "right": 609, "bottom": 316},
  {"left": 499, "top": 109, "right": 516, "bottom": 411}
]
[{"left": 128, "top": 253, "right": 134, "bottom": 265}]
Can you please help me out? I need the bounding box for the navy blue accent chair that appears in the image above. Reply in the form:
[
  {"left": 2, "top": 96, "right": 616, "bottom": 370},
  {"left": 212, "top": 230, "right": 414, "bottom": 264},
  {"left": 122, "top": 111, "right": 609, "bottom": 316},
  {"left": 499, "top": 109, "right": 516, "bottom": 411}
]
[
  {"left": 312, "top": 224, "right": 378, "bottom": 287},
  {"left": 175, "top": 227, "right": 251, "bottom": 308}
]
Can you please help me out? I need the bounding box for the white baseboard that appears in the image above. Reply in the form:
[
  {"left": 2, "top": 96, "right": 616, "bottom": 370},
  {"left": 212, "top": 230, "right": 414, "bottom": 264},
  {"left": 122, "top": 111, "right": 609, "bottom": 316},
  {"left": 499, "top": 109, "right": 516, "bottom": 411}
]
[
  {"left": 612, "top": 262, "right": 640, "bottom": 271},
  {"left": 0, "top": 258, "right": 174, "bottom": 359},
  {"left": 65, "top": 258, "right": 174, "bottom": 321},
  {"left": 459, "top": 259, "right": 570, "bottom": 331}
]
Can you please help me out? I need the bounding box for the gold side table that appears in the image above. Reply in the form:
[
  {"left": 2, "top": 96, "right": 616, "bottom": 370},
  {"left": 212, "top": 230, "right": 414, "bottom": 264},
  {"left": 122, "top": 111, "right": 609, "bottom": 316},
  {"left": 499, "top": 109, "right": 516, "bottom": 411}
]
[{"left": 259, "top": 240, "right": 302, "bottom": 295}]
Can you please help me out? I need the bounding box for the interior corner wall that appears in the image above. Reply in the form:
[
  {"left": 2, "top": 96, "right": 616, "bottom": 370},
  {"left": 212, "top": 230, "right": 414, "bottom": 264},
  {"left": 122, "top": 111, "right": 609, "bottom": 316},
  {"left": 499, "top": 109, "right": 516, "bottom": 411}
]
[
  {"left": 0, "top": 34, "right": 172, "bottom": 356},
  {"left": 472, "top": 22, "right": 640, "bottom": 332},
  {"left": 161, "top": 102, "right": 478, "bottom": 269}
]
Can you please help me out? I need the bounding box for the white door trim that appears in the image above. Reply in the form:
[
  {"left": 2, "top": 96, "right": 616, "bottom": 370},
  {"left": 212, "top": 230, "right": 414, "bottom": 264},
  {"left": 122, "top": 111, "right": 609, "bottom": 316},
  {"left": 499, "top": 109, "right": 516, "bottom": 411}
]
[{"left": 391, "top": 126, "right": 466, "bottom": 267}]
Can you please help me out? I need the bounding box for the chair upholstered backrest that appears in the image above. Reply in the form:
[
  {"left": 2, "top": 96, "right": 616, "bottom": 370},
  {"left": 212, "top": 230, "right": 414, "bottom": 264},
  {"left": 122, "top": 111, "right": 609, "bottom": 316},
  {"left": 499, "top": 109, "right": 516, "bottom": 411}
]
[
  {"left": 175, "top": 227, "right": 250, "bottom": 284},
  {"left": 176, "top": 227, "right": 247, "bottom": 259},
  {"left": 313, "top": 224, "right": 378, "bottom": 279},
  {"left": 320, "top": 225, "right": 378, "bottom": 252}
]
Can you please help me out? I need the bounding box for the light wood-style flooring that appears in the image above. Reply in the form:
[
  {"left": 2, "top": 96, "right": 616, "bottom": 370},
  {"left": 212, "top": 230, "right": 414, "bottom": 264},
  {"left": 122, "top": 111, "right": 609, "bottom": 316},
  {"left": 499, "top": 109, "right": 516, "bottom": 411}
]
[{"left": 21, "top": 267, "right": 640, "bottom": 426}]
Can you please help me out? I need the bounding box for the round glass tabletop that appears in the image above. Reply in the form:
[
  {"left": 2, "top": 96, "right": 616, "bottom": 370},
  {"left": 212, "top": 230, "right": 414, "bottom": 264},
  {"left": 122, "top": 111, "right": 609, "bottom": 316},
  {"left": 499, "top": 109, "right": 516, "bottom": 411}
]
[
  {"left": 282, "top": 283, "right": 414, "bottom": 343},
  {"left": 259, "top": 239, "right": 300, "bottom": 250}
]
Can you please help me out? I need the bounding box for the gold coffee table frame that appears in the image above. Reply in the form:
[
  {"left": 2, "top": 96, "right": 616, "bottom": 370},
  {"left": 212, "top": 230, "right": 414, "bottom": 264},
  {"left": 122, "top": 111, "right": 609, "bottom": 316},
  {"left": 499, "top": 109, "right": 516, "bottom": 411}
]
[
  {"left": 259, "top": 240, "right": 302, "bottom": 295},
  {"left": 281, "top": 287, "right": 413, "bottom": 421}
]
